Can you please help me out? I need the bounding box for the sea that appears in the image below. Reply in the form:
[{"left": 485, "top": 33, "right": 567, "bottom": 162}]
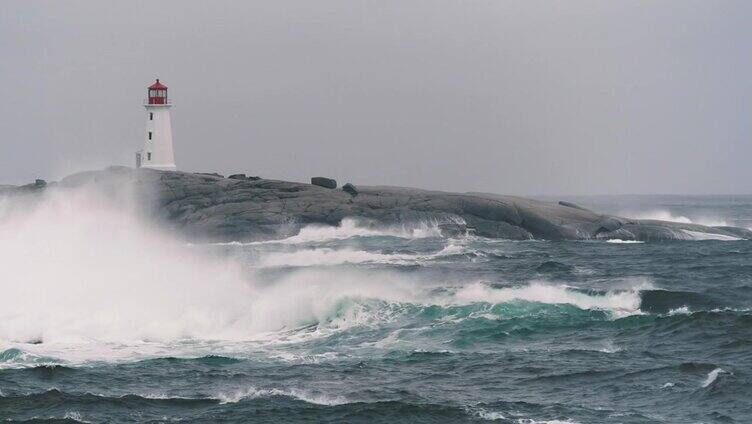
[{"left": 1, "top": 193, "right": 751, "bottom": 423}]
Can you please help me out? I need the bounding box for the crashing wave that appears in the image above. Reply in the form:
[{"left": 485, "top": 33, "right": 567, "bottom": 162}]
[
  {"left": 449, "top": 281, "right": 648, "bottom": 319},
  {"left": 280, "top": 218, "right": 445, "bottom": 243},
  {"left": 214, "top": 386, "right": 349, "bottom": 405},
  {"left": 680, "top": 230, "right": 741, "bottom": 241},
  {"left": 701, "top": 368, "right": 725, "bottom": 388},
  {"left": 251, "top": 238, "right": 478, "bottom": 267},
  {"left": 624, "top": 210, "right": 729, "bottom": 227}
]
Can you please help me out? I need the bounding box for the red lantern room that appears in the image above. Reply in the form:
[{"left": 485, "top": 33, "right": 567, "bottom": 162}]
[{"left": 147, "top": 79, "right": 168, "bottom": 105}]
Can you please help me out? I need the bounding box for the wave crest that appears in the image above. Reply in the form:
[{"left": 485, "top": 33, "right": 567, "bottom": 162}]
[
  {"left": 701, "top": 368, "right": 725, "bottom": 388},
  {"left": 280, "top": 218, "right": 444, "bottom": 243},
  {"left": 214, "top": 386, "right": 349, "bottom": 405},
  {"left": 450, "top": 281, "right": 648, "bottom": 318}
]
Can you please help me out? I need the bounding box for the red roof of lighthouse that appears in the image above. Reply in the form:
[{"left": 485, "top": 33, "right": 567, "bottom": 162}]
[{"left": 148, "top": 79, "right": 167, "bottom": 90}]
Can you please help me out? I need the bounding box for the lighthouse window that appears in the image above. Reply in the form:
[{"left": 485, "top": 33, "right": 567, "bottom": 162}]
[
  {"left": 148, "top": 131, "right": 152, "bottom": 140},
  {"left": 149, "top": 112, "right": 153, "bottom": 120},
  {"left": 147, "top": 152, "right": 151, "bottom": 160}
]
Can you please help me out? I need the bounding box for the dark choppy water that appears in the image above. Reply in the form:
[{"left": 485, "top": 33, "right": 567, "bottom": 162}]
[{"left": 1, "top": 195, "right": 752, "bottom": 423}]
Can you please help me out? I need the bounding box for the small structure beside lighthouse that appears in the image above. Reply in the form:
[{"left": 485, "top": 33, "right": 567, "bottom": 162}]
[{"left": 136, "top": 79, "right": 176, "bottom": 170}]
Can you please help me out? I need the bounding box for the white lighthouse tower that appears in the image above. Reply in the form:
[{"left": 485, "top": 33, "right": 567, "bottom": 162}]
[{"left": 136, "top": 79, "right": 176, "bottom": 170}]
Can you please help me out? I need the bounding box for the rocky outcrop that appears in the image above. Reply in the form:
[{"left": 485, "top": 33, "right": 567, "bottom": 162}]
[
  {"left": 311, "top": 177, "right": 337, "bottom": 189},
  {"left": 5, "top": 167, "right": 752, "bottom": 243},
  {"left": 342, "top": 183, "right": 358, "bottom": 197},
  {"left": 558, "top": 200, "right": 591, "bottom": 212}
]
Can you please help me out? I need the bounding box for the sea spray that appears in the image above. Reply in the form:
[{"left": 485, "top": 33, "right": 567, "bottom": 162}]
[
  {"left": 0, "top": 185, "right": 438, "bottom": 353},
  {"left": 622, "top": 210, "right": 730, "bottom": 227},
  {"left": 2, "top": 191, "right": 750, "bottom": 422},
  {"left": 0, "top": 184, "right": 650, "bottom": 358},
  {"left": 450, "top": 281, "right": 647, "bottom": 318},
  {"left": 0, "top": 187, "right": 256, "bottom": 344},
  {"left": 0, "top": 180, "right": 650, "bottom": 363},
  {"left": 213, "top": 386, "right": 349, "bottom": 406},
  {"left": 280, "top": 218, "right": 444, "bottom": 243},
  {"left": 251, "top": 238, "right": 474, "bottom": 267},
  {"left": 701, "top": 368, "right": 725, "bottom": 387}
]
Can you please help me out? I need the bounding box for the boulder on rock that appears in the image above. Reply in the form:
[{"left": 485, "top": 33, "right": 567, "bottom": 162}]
[
  {"left": 228, "top": 174, "right": 246, "bottom": 180},
  {"left": 311, "top": 177, "right": 337, "bottom": 189},
  {"left": 558, "top": 201, "right": 591, "bottom": 212},
  {"left": 342, "top": 183, "right": 358, "bottom": 196}
]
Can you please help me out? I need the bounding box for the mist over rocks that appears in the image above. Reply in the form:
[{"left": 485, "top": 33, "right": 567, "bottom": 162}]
[{"left": 6, "top": 167, "right": 752, "bottom": 242}]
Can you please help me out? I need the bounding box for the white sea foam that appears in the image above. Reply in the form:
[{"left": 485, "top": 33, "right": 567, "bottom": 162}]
[
  {"left": 265, "top": 350, "right": 340, "bottom": 364},
  {"left": 470, "top": 407, "right": 581, "bottom": 424},
  {"left": 281, "top": 218, "right": 444, "bottom": 243},
  {"left": 214, "top": 386, "right": 349, "bottom": 405},
  {"left": 681, "top": 230, "right": 740, "bottom": 241},
  {"left": 253, "top": 238, "right": 476, "bottom": 268},
  {"left": 473, "top": 408, "right": 506, "bottom": 420},
  {"left": 626, "top": 210, "right": 729, "bottom": 227},
  {"left": 621, "top": 211, "right": 741, "bottom": 240},
  {"left": 254, "top": 247, "right": 414, "bottom": 267},
  {"left": 131, "top": 392, "right": 195, "bottom": 400},
  {"left": 606, "top": 239, "right": 644, "bottom": 244},
  {"left": 667, "top": 306, "right": 691, "bottom": 315},
  {"left": 0, "top": 184, "right": 651, "bottom": 365},
  {"left": 369, "top": 329, "right": 404, "bottom": 349},
  {"left": 0, "top": 188, "right": 257, "bottom": 345},
  {"left": 701, "top": 368, "right": 725, "bottom": 387},
  {"left": 0, "top": 186, "right": 426, "bottom": 362},
  {"left": 597, "top": 340, "right": 622, "bottom": 353},
  {"left": 63, "top": 411, "right": 90, "bottom": 423},
  {"left": 44, "top": 387, "right": 349, "bottom": 408},
  {"left": 450, "top": 281, "right": 648, "bottom": 318},
  {"left": 208, "top": 218, "right": 445, "bottom": 247}
]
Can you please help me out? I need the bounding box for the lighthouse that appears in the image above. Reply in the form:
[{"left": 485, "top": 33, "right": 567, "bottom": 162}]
[{"left": 136, "top": 79, "right": 176, "bottom": 170}]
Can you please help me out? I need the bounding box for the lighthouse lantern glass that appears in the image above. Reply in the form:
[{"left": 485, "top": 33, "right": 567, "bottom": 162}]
[{"left": 148, "top": 88, "right": 168, "bottom": 105}]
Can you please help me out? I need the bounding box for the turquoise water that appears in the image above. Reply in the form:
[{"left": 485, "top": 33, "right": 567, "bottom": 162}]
[{"left": 1, "top": 195, "right": 751, "bottom": 423}]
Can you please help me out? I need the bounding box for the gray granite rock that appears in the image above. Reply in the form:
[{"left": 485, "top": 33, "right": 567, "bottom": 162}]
[
  {"left": 342, "top": 183, "right": 358, "bottom": 197},
  {"left": 4, "top": 167, "right": 751, "bottom": 243},
  {"left": 558, "top": 200, "right": 591, "bottom": 212},
  {"left": 311, "top": 177, "right": 337, "bottom": 189}
]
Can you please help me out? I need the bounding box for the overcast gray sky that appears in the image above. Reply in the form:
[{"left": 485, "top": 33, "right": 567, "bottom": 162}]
[{"left": 1, "top": 1, "right": 751, "bottom": 195}]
